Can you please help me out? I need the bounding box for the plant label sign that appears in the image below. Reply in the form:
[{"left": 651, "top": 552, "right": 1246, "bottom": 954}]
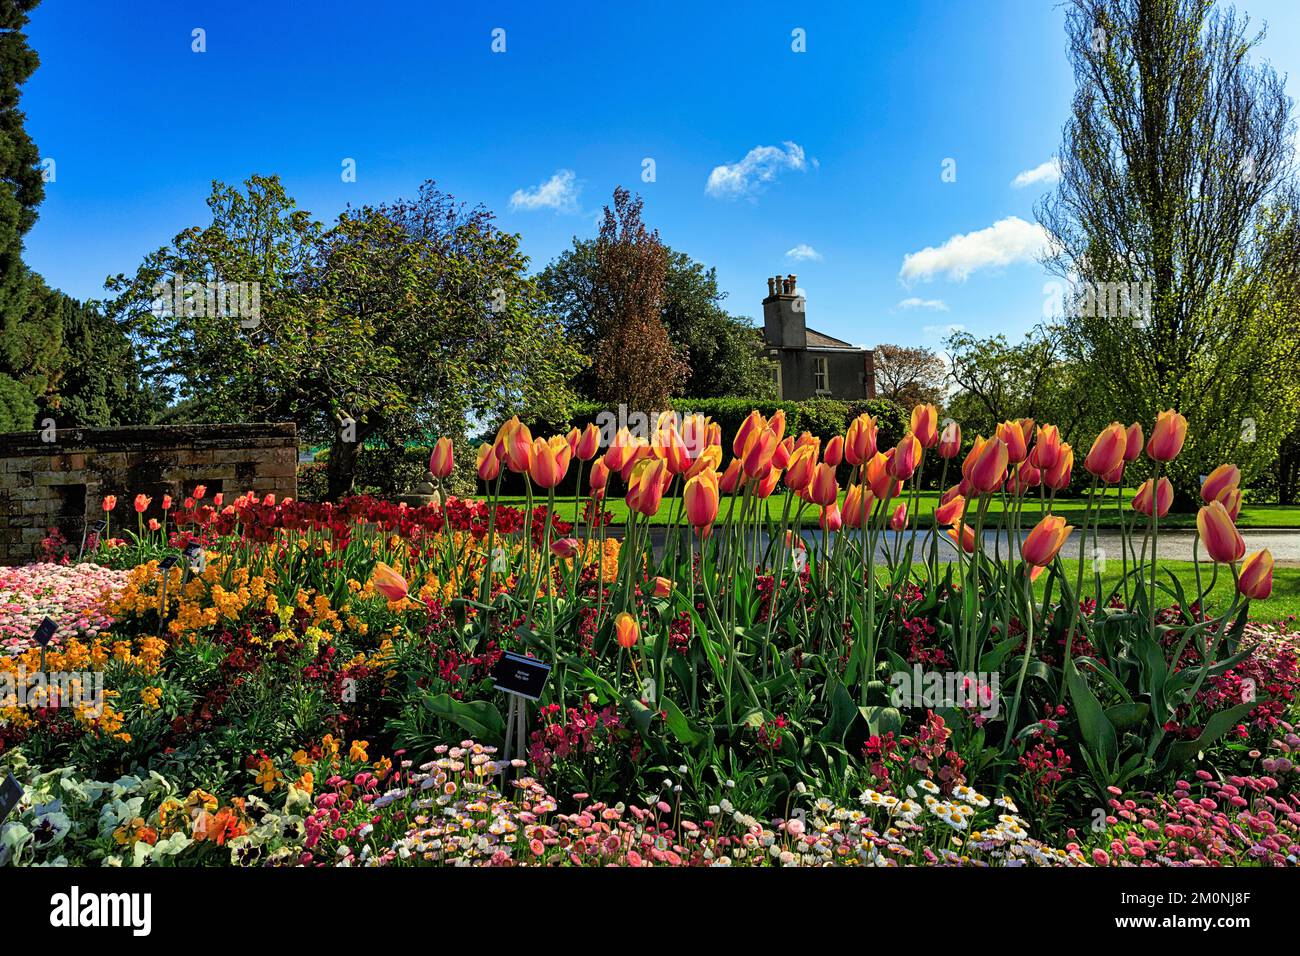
[
  {"left": 491, "top": 651, "right": 551, "bottom": 701},
  {"left": 183, "top": 543, "right": 206, "bottom": 572},
  {"left": 0, "top": 773, "right": 22, "bottom": 825},
  {"left": 33, "top": 617, "right": 57, "bottom": 648},
  {"left": 86, "top": 520, "right": 106, "bottom": 536},
  {"left": 159, "top": 555, "right": 180, "bottom": 571}
]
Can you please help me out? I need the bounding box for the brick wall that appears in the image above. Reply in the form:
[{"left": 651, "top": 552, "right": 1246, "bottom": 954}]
[{"left": 0, "top": 423, "right": 297, "bottom": 563}]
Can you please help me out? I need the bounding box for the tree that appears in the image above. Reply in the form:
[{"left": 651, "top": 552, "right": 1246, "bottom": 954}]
[
  {"left": 586, "top": 188, "right": 687, "bottom": 410},
  {"left": 106, "top": 176, "right": 584, "bottom": 497},
  {"left": 538, "top": 236, "right": 774, "bottom": 402},
  {"left": 872, "top": 344, "right": 947, "bottom": 409},
  {"left": 1038, "top": 0, "right": 1300, "bottom": 502}
]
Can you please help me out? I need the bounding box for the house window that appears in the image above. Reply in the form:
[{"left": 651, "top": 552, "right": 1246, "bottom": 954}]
[
  {"left": 769, "top": 360, "right": 783, "bottom": 399},
  {"left": 813, "top": 356, "right": 829, "bottom": 394}
]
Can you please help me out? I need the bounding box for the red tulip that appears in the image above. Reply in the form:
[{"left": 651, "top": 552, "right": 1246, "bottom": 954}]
[
  {"left": 684, "top": 471, "right": 720, "bottom": 534},
  {"left": 842, "top": 484, "right": 872, "bottom": 529},
  {"left": 742, "top": 427, "right": 779, "bottom": 480},
  {"left": 997, "top": 420, "right": 1028, "bottom": 465},
  {"left": 192, "top": 485, "right": 207, "bottom": 500},
  {"left": 1044, "top": 444, "right": 1073, "bottom": 491},
  {"left": 889, "top": 502, "right": 908, "bottom": 532},
  {"left": 946, "top": 522, "right": 977, "bottom": 554},
  {"left": 888, "top": 433, "right": 921, "bottom": 480},
  {"left": 733, "top": 410, "right": 766, "bottom": 458},
  {"left": 866, "top": 452, "right": 899, "bottom": 500},
  {"left": 819, "top": 502, "right": 843, "bottom": 532},
  {"left": 718, "top": 458, "right": 743, "bottom": 494},
  {"left": 529, "top": 436, "right": 571, "bottom": 489},
  {"left": 575, "top": 423, "right": 601, "bottom": 461},
  {"left": 823, "top": 434, "right": 844, "bottom": 467},
  {"left": 550, "top": 537, "right": 580, "bottom": 560},
  {"left": 1218, "top": 486, "right": 1243, "bottom": 521},
  {"left": 134, "top": 494, "right": 152, "bottom": 513},
  {"left": 935, "top": 493, "right": 966, "bottom": 525},
  {"left": 1146, "top": 410, "right": 1188, "bottom": 463}
]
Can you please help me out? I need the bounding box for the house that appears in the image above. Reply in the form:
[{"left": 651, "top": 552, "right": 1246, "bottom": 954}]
[{"left": 761, "top": 275, "right": 876, "bottom": 401}]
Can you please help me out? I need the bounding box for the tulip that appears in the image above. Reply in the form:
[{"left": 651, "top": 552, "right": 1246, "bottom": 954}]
[
  {"left": 742, "top": 427, "right": 779, "bottom": 480},
  {"left": 823, "top": 434, "right": 844, "bottom": 467},
  {"left": 890, "top": 502, "right": 908, "bottom": 532},
  {"left": 784, "top": 443, "right": 819, "bottom": 492},
  {"left": 683, "top": 471, "right": 720, "bottom": 533},
  {"left": 771, "top": 435, "right": 795, "bottom": 471},
  {"left": 1044, "top": 444, "right": 1073, "bottom": 491},
  {"left": 685, "top": 444, "right": 722, "bottom": 479},
  {"left": 371, "top": 562, "right": 409, "bottom": 602},
  {"left": 968, "top": 437, "right": 1009, "bottom": 494},
  {"left": 604, "top": 427, "right": 634, "bottom": 472},
  {"left": 651, "top": 576, "right": 672, "bottom": 598},
  {"left": 935, "top": 493, "right": 966, "bottom": 525},
  {"left": 664, "top": 426, "right": 695, "bottom": 475},
  {"left": 768, "top": 408, "right": 787, "bottom": 443},
  {"left": 937, "top": 420, "right": 961, "bottom": 459},
  {"left": 1196, "top": 500, "right": 1245, "bottom": 564},
  {"left": 213, "top": 493, "right": 223, "bottom": 508},
  {"left": 505, "top": 420, "right": 534, "bottom": 473},
  {"left": 888, "top": 433, "right": 921, "bottom": 480},
  {"left": 911, "top": 404, "right": 939, "bottom": 449},
  {"left": 866, "top": 452, "right": 899, "bottom": 500},
  {"left": 1217, "top": 486, "right": 1243, "bottom": 521},
  {"left": 192, "top": 485, "right": 207, "bottom": 500},
  {"left": 1031, "top": 425, "right": 1062, "bottom": 470},
  {"left": 809, "top": 462, "right": 839, "bottom": 507},
  {"left": 753, "top": 467, "right": 782, "bottom": 499},
  {"left": 842, "top": 485, "right": 872, "bottom": 528},
  {"left": 1132, "top": 477, "right": 1173, "bottom": 518},
  {"left": 1123, "top": 422, "right": 1143, "bottom": 463},
  {"left": 134, "top": 494, "right": 152, "bottom": 513},
  {"left": 575, "top": 423, "right": 601, "bottom": 461},
  {"left": 477, "top": 443, "right": 501, "bottom": 482},
  {"left": 614, "top": 612, "right": 640, "bottom": 649},
  {"left": 1011, "top": 461, "right": 1042, "bottom": 494},
  {"left": 1146, "top": 410, "right": 1188, "bottom": 462},
  {"left": 718, "top": 458, "right": 743, "bottom": 494},
  {"left": 1201, "top": 464, "right": 1240, "bottom": 504},
  {"left": 1021, "top": 514, "right": 1073, "bottom": 567},
  {"left": 946, "top": 522, "right": 977, "bottom": 554},
  {"left": 816, "top": 502, "right": 840, "bottom": 531},
  {"left": 550, "top": 537, "right": 580, "bottom": 560},
  {"left": 161, "top": 495, "right": 173, "bottom": 511},
  {"left": 529, "top": 436, "right": 571, "bottom": 489},
  {"left": 997, "top": 420, "right": 1028, "bottom": 464},
  {"left": 1237, "top": 550, "right": 1273, "bottom": 600},
  {"left": 147, "top": 518, "right": 161, "bottom": 532},
  {"left": 1084, "top": 422, "right": 1127, "bottom": 478},
  {"left": 733, "top": 410, "right": 765, "bottom": 458},
  {"left": 589, "top": 458, "right": 610, "bottom": 495},
  {"left": 844, "top": 414, "right": 878, "bottom": 465},
  {"left": 628, "top": 459, "right": 668, "bottom": 516},
  {"left": 1102, "top": 459, "right": 1124, "bottom": 485},
  {"left": 429, "top": 437, "right": 454, "bottom": 479}
]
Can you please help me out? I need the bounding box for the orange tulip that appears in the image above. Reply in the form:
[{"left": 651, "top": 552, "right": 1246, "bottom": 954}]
[
  {"left": 192, "top": 485, "right": 207, "bottom": 500},
  {"left": 505, "top": 421, "right": 534, "bottom": 473},
  {"left": 1031, "top": 425, "right": 1062, "bottom": 470},
  {"left": 134, "top": 494, "right": 152, "bottom": 513},
  {"left": 865, "top": 452, "right": 899, "bottom": 500},
  {"left": 101, "top": 495, "right": 117, "bottom": 512},
  {"left": 911, "top": 404, "right": 939, "bottom": 449},
  {"left": 888, "top": 433, "right": 921, "bottom": 480},
  {"left": 809, "top": 462, "right": 839, "bottom": 507},
  {"left": 768, "top": 408, "right": 787, "bottom": 443},
  {"left": 684, "top": 444, "right": 722, "bottom": 479},
  {"left": 575, "top": 423, "right": 601, "bottom": 461},
  {"left": 968, "top": 437, "right": 1009, "bottom": 494},
  {"left": 1196, "top": 500, "right": 1245, "bottom": 564},
  {"left": 771, "top": 435, "right": 795, "bottom": 471},
  {"left": 476, "top": 443, "right": 501, "bottom": 482},
  {"left": 935, "top": 493, "right": 966, "bottom": 525},
  {"left": 817, "top": 502, "right": 842, "bottom": 532},
  {"left": 996, "top": 421, "right": 1028, "bottom": 464},
  {"left": 1011, "top": 461, "right": 1042, "bottom": 495},
  {"left": 1146, "top": 410, "right": 1188, "bottom": 463},
  {"left": 784, "top": 443, "right": 819, "bottom": 492},
  {"left": 626, "top": 459, "right": 668, "bottom": 516},
  {"left": 1201, "top": 464, "right": 1240, "bottom": 504},
  {"left": 742, "top": 427, "right": 779, "bottom": 480},
  {"left": 529, "top": 436, "right": 571, "bottom": 489},
  {"left": 1218, "top": 486, "right": 1243, "bottom": 521},
  {"left": 732, "top": 410, "right": 765, "bottom": 458},
  {"left": 842, "top": 484, "right": 872, "bottom": 528},
  {"left": 1021, "top": 514, "right": 1073, "bottom": 567},
  {"left": 1132, "top": 477, "right": 1173, "bottom": 518},
  {"left": 753, "top": 466, "right": 782, "bottom": 499},
  {"left": 844, "top": 414, "right": 878, "bottom": 466},
  {"left": 659, "top": 425, "right": 693, "bottom": 475},
  {"left": 651, "top": 576, "right": 672, "bottom": 598},
  {"left": 371, "top": 562, "right": 409, "bottom": 602},
  {"left": 614, "top": 612, "right": 640, "bottom": 649},
  {"left": 683, "top": 471, "right": 720, "bottom": 533},
  {"left": 937, "top": 419, "right": 961, "bottom": 459},
  {"left": 946, "top": 522, "right": 977, "bottom": 554},
  {"left": 718, "top": 458, "right": 743, "bottom": 494},
  {"left": 427, "top": 437, "right": 453, "bottom": 479},
  {"left": 1084, "top": 423, "right": 1127, "bottom": 478},
  {"left": 1237, "top": 550, "right": 1273, "bottom": 600},
  {"left": 823, "top": 434, "right": 844, "bottom": 467},
  {"left": 1123, "top": 422, "right": 1143, "bottom": 463}
]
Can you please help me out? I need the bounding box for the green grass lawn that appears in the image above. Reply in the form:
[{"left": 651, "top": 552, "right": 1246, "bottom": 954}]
[{"left": 498, "top": 491, "right": 1300, "bottom": 530}]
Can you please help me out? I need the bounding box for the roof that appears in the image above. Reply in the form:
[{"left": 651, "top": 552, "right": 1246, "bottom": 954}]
[{"left": 805, "top": 327, "right": 862, "bottom": 350}]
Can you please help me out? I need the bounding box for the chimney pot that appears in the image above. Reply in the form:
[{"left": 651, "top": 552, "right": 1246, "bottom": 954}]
[{"left": 767, "top": 276, "right": 776, "bottom": 296}]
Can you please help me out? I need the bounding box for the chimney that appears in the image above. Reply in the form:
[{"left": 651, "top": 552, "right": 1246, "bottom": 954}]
[{"left": 762, "top": 274, "right": 807, "bottom": 350}]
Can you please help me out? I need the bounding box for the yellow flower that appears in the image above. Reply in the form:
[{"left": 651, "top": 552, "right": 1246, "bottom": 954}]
[
  {"left": 349, "top": 740, "right": 369, "bottom": 763},
  {"left": 255, "top": 758, "right": 283, "bottom": 793}
]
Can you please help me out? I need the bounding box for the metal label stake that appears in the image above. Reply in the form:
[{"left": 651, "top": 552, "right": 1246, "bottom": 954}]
[{"left": 490, "top": 651, "right": 552, "bottom": 776}]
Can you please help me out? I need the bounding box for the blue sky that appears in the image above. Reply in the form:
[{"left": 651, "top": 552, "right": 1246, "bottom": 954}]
[{"left": 20, "top": 0, "right": 1300, "bottom": 352}]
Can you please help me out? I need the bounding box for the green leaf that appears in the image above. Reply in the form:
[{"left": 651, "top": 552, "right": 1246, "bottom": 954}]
[
  {"left": 1162, "top": 702, "right": 1258, "bottom": 769},
  {"left": 1065, "top": 660, "right": 1118, "bottom": 770},
  {"left": 425, "top": 694, "right": 505, "bottom": 743}
]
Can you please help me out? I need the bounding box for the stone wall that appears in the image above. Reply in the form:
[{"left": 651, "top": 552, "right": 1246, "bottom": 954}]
[{"left": 0, "top": 423, "right": 297, "bottom": 563}]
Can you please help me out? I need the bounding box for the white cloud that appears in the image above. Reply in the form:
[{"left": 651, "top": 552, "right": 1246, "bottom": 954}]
[
  {"left": 896, "top": 297, "right": 948, "bottom": 312},
  {"left": 785, "top": 243, "right": 822, "bottom": 261},
  {"left": 1011, "top": 158, "right": 1061, "bottom": 189},
  {"left": 510, "top": 169, "right": 581, "bottom": 213},
  {"left": 706, "top": 142, "right": 808, "bottom": 199},
  {"left": 923, "top": 322, "right": 965, "bottom": 341},
  {"left": 900, "top": 216, "right": 1050, "bottom": 283}
]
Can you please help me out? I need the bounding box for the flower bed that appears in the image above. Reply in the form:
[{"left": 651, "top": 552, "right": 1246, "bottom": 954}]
[{"left": 0, "top": 563, "right": 128, "bottom": 655}]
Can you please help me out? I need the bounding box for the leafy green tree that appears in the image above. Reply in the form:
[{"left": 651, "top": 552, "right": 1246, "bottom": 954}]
[
  {"left": 105, "top": 176, "right": 582, "bottom": 497},
  {"left": 1039, "top": 0, "right": 1300, "bottom": 502},
  {"left": 0, "top": 370, "right": 34, "bottom": 430}
]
